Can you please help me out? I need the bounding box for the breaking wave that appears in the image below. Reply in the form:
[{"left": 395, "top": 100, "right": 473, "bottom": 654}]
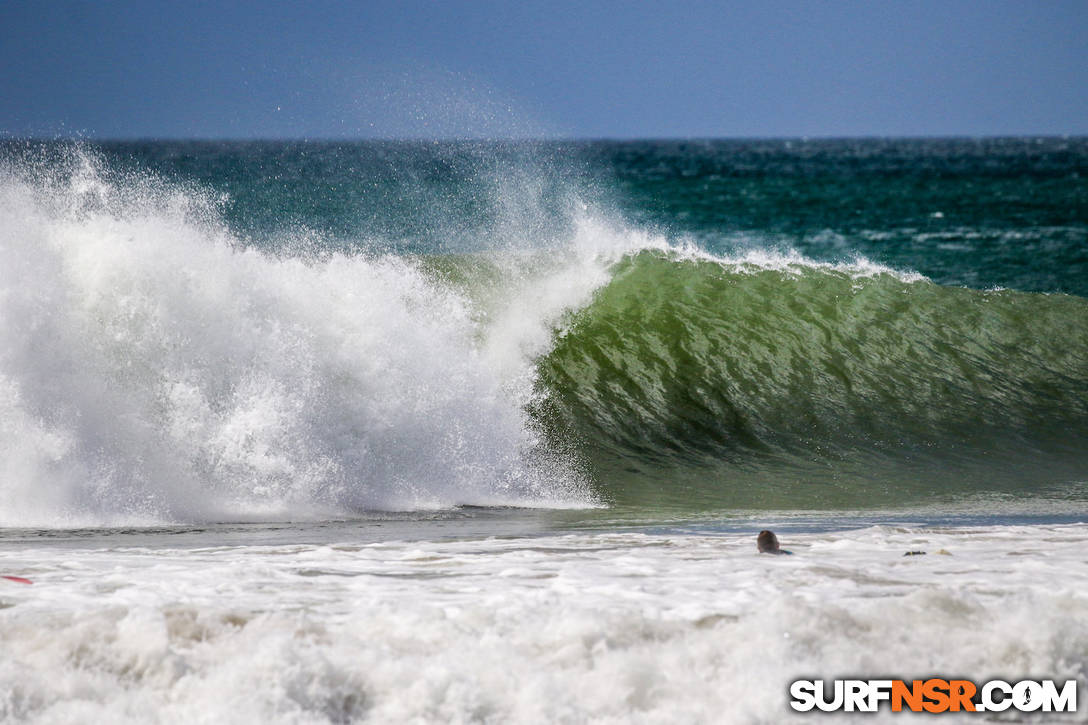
[{"left": 2, "top": 147, "right": 1086, "bottom": 524}]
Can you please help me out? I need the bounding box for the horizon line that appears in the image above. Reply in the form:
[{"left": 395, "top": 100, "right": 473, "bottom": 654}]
[{"left": 2, "top": 133, "right": 1086, "bottom": 144}]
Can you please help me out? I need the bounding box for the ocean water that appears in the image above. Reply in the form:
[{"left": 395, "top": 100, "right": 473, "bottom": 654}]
[{"left": 0, "top": 138, "right": 1086, "bottom": 722}]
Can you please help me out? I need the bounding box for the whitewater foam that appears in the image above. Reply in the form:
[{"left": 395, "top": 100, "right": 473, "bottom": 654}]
[
  {"left": 0, "top": 151, "right": 637, "bottom": 526},
  {"left": 653, "top": 238, "right": 930, "bottom": 283},
  {"left": 1, "top": 524, "right": 1085, "bottom": 723}
]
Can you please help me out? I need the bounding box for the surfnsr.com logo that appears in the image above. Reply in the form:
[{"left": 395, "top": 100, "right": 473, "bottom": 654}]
[{"left": 789, "top": 679, "right": 1078, "bottom": 714}]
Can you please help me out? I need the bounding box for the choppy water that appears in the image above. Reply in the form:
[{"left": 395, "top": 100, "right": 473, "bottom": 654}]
[
  {"left": 2, "top": 521, "right": 1086, "bottom": 723},
  {"left": 0, "top": 138, "right": 1086, "bottom": 722}
]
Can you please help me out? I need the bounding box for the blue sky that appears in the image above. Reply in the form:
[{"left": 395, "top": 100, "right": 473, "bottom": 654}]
[{"left": 1, "top": 0, "right": 1085, "bottom": 138}]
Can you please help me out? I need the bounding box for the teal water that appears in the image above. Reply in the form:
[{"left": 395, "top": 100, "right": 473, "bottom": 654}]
[
  {"left": 1, "top": 138, "right": 1086, "bottom": 523},
  {"left": 80, "top": 137, "right": 1088, "bottom": 295}
]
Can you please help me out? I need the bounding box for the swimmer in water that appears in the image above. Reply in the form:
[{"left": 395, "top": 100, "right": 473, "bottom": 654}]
[{"left": 757, "top": 530, "right": 792, "bottom": 555}]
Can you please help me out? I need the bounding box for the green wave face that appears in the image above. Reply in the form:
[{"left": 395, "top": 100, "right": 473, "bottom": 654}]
[{"left": 533, "top": 251, "right": 1088, "bottom": 510}]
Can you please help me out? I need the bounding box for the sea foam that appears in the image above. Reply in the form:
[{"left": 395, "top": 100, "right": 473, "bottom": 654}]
[
  {"left": 1, "top": 524, "right": 1085, "bottom": 722},
  {"left": 0, "top": 151, "right": 626, "bottom": 526}
]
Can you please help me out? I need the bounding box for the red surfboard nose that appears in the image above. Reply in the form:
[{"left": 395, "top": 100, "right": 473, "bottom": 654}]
[{"left": 2, "top": 575, "right": 32, "bottom": 585}]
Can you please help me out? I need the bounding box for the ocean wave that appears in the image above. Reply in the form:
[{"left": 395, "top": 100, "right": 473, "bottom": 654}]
[
  {"left": 3, "top": 148, "right": 1086, "bottom": 525},
  {"left": 532, "top": 249, "right": 1088, "bottom": 508}
]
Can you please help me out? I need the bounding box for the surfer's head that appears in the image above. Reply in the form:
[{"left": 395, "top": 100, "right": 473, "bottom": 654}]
[{"left": 757, "top": 530, "right": 780, "bottom": 553}]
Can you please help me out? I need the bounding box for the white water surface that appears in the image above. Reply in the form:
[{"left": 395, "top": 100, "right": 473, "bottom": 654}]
[{"left": 1, "top": 522, "right": 1085, "bottom": 723}]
